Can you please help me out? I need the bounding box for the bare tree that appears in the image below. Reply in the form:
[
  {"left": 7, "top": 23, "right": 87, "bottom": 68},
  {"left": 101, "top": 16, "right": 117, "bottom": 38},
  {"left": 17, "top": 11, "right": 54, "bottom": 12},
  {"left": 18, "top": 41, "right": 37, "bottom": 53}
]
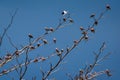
[{"left": 0, "top": 4, "right": 111, "bottom": 80}]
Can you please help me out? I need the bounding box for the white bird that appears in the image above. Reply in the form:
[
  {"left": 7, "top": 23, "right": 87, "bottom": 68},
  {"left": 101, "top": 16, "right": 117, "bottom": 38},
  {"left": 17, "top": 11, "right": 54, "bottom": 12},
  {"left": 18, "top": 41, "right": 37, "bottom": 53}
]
[{"left": 61, "top": 10, "right": 68, "bottom": 16}]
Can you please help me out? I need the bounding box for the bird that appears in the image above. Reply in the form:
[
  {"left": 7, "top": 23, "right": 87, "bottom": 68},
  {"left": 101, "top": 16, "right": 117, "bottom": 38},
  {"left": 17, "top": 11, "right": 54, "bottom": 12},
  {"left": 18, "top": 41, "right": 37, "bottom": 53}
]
[{"left": 61, "top": 10, "right": 68, "bottom": 16}]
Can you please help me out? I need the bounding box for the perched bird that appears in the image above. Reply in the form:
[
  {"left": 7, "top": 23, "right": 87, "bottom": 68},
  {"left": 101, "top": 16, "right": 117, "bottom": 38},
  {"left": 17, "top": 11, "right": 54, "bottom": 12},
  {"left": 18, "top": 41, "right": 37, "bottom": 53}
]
[
  {"left": 42, "top": 39, "right": 48, "bottom": 44},
  {"left": 55, "top": 48, "right": 61, "bottom": 56},
  {"left": 55, "top": 48, "right": 59, "bottom": 53},
  {"left": 61, "top": 10, "right": 68, "bottom": 16},
  {"left": 90, "top": 13, "right": 95, "bottom": 18},
  {"left": 84, "top": 35, "right": 88, "bottom": 40},
  {"left": 94, "top": 20, "right": 98, "bottom": 25},
  {"left": 73, "top": 40, "right": 78, "bottom": 45},
  {"left": 90, "top": 27, "right": 95, "bottom": 33},
  {"left": 106, "top": 4, "right": 111, "bottom": 10},
  {"left": 53, "top": 38, "right": 57, "bottom": 44},
  {"left": 28, "top": 33, "right": 33, "bottom": 38},
  {"left": 61, "top": 49, "right": 64, "bottom": 52},
  {"left": 69, "top": 18, "right": 74, "bottom": 23},
  {"left": 80, "top": 27, "right": 84, "bottom": 31}
]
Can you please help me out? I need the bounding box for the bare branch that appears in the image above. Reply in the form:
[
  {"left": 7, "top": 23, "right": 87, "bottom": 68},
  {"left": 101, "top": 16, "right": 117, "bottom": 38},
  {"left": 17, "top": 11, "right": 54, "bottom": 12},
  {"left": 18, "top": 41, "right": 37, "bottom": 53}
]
[{"left": 0, "top": 9, "right": 18, "bottom": 47}]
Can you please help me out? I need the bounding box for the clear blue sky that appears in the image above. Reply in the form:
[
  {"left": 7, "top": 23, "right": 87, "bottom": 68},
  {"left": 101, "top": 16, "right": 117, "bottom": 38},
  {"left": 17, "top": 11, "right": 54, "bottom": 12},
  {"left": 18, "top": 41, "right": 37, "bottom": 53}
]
[{"left": 0, "top": 0, "right": 119, "bottom": 80}]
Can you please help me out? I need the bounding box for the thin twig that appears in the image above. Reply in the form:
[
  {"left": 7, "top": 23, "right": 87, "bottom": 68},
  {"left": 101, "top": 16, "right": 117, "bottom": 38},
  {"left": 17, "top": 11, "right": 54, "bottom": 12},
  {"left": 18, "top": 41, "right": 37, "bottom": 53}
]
[{"left": 0, "top": 9, "right": 18, "bottom": 46}]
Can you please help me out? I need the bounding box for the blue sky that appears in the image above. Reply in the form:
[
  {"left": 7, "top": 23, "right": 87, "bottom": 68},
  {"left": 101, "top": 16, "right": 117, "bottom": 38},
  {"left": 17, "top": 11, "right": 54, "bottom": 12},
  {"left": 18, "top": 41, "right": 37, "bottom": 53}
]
[{"left": 0, "top": 0, "right": 120, "bottom": 80}]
